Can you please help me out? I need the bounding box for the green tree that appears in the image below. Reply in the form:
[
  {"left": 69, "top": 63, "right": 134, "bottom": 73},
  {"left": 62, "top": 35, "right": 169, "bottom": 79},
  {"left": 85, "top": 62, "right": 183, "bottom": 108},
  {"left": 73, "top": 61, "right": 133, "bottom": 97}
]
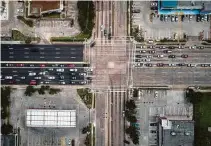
[
  {"left": 25, "top": 37, "right": 32, "bottom": 44},
  {"left": 48, "top": 88, "right": 61, "bottom": 95},
  {"left": 24, "top": 86, "right": 36, "bottom": 96},
  {"left": 1, "top": 124, "right": 13, "bottom": 135},
  {"left": 38, "top": 86, "right": 45, "bottom": 95}
]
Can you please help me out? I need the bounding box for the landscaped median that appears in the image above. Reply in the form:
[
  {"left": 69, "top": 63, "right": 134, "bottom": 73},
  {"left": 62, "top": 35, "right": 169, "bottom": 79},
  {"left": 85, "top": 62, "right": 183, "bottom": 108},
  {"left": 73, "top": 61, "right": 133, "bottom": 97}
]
[
  {"left": 82, "top": 123, "right": 95, "bottom": 146},
  {"left": 77, "top": 88, "right": 94, "bottom": 109},
  {"left": 50, "top": 33, "right": 91, "bottom": 42},
  {"left": 12, "top": 30, "right": 40, "bottom": 44},
  {"left": 17, "top": 16, "right": 34, "bottom": 27}
]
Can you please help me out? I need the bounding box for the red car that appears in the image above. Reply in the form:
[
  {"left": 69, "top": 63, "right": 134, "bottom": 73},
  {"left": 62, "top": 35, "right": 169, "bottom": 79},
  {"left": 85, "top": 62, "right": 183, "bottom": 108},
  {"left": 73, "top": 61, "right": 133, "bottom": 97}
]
[
  {"left": 68, "top": 64, "right": 75, "bottom": 67},
  {"left": 30, "top": 80, "right": 36, "bottom": 85},
  {"left": 16, "top": 64, "right": 24, "bottom": 67},
  {"left": 40, "top": 64, "right": 46, "bottom": 67}
]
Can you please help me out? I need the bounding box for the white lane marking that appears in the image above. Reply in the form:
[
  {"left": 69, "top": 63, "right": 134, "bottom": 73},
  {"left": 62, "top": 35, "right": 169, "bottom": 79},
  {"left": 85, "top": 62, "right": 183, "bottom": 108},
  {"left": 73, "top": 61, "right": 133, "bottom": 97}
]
[
  {"left": 9, "top": 56, "right": 14, "bottom": 58},
  {"left": 24, "top": 52, "right": 29, "bottom": 54},
  {"left": 56, "top": 52, "right": 60, "bottom": 54},
  {"left": 40, "top": 52, "right": 44, "bottom": 54},
  {"left": 24, "top": 56, "right": 29, "bottom": 58},
  {"left": 9, "top": 52, "right": 14, "bottom": 54},
  {"left": 55, "top": 57, "right": 60, "bottom": 58},
  {"left": 40, "top": 56, "right": 44, "bottom": 58},
  {"left": 71, "top": 48, "right": 76, "bottom": 50},
  {"left": 24, "top": 48, "right": 29, "bottom": 49},
  {"left": 55, "top": 48, "right": 60, "bottom": 50},
  {"left": 71, "top": 57, "right": 76, "bottom": 58},
  {"left": 40, "top": 48, "right": 44, "bottom": 50},
  {"left": 9, "top": 48, "right": 13, "bottom": 50}
]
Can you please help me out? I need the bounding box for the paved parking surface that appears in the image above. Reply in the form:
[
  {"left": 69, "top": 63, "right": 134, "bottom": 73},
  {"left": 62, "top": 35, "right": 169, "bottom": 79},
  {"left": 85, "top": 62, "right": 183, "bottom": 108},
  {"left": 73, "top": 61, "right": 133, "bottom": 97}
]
[
  {"left": 10, "top": 87, "right": 91, "bottom": 146},
  {"left": 134, "top": 89, "right": 192, "bottom": 146},
  {"left": 132, "top": 1, "right": 210, "bottom": 40}
]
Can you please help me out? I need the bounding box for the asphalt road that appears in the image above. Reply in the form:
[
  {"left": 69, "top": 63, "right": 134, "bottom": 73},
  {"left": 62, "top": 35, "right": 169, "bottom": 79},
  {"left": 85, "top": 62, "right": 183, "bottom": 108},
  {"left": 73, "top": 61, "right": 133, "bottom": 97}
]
[
  {"left": 132, "top": 44, "right": 211, "bottom": 86},
  {"left": 1, "top": 65, "right": 91, "bottom": 85},
  {"left": 1, "top": 44, "right": 84, "bottom": 62}
]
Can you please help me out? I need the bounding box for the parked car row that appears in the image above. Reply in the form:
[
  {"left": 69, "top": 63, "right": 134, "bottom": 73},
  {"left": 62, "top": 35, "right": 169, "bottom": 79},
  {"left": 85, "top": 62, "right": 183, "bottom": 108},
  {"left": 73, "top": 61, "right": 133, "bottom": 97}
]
[
  {"left": 134, "top": 63, "right": 211, "bottom": 68},
  {"left": 159, "top": 14, "right": 210, "bottom": 22},
  {"left": 136, "top": 45, "right": 204, "bottom": 49}
]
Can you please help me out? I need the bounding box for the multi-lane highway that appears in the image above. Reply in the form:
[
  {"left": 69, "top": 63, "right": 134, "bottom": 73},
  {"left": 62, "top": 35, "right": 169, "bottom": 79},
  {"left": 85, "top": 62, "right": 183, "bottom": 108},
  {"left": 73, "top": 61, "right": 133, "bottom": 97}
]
[
  {"left": 1, "top": 63, "right": 91, "bottom": 85},
  {"left": 1, "top": 44, "right": 84, "bottom": 62},
  {"left": 132, "top": 44, "right": 211, "bottom": 86}
]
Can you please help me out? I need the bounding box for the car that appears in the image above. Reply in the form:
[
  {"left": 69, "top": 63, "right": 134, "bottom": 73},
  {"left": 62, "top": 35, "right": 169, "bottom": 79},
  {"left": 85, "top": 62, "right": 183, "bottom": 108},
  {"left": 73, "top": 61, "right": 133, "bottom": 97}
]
[
  {"left": 196, "top": 14, "right": 201, "bottom": 22},
  {"left": 79, "top": 81, "right": 87, "bottom": 85},
  {"left": 156, "top": 63, "right": 164, "bottom": 67},
  {"left": 30, "top": 64, "right": 35, "bottom": 67},
  {"left": 181, "top": 54, "right": 188, "bottom": 58},
  {"left": 135, "top": 59, "right": 141, "bottom": 62},
  {"left": 197, "top": 46, "right": 204, "bottom": 49},
  {"left": 135, "top": 63, "right": 143, "bottom": 67},
  {"left": 146, "top": 55, "right": 153, "bottom": 58},
  {"left": 201, "top": 64, "right": 209, "bottom": 67},
  {"left": 0, "top": 75, "right": 2, "bottom": 79},
  {"left": 163, "top": 50, "right": 172, "bottom": 53},
  {"left": 187, "top": 64, "right": 195, "bottom": 67},
  {"left": 157, "top": 54, "right": 164, "bottom": 58},
  {"left": 164, "top": 15, "right": 168, "bottom": 21},
  {"left": 56, "top": 68, "right": 64, "bottom": 72},
  {"left": 69, "top": 68, "right": 77, "bottom": 72},
  {"left": 34, "top": 76, "right": 41, "bottom": 80},
  {"left": 5, "top": 76, "right": 13, "bottom": 79},
  {"left": 150, "top": 1, "right": 157, "bottom": 7},
  {"left": 175, "top": 16, "right": 178, "bottom": 22},
  {"left": 169, "top": 64, "right": 176, "bottom": 67},
  {"left": 169, "top": 46, "right": 175, "bottom": 49},
  {"left": 140, "top": 50, "right": 146, "bottom": 53},
  {"left": 178, "top": 46, "right": 184, "bottom": 49},
  {"left": 68, "top": 64, "right": 75, "bottom": 67},
  {"left": 100, "top": 25, "right": 104, "bottom": 31},
  {"left": 70, "top": 81, "right": 76, "bottom": 85},
  {"left": 159, "top": 46, "right": 166, "bottom": 49},
  {"left": 45, "top": 81, "right": 50, "bottom": 84},
  {"left": 150, "top": 123, "right": 157, "bottom": 126},
  {"left": 168, "top": 55, "right": 176, "bottom": 58},
  {"left": 79, "top": 73, "right": 87, "bottom": 76},
  {"left": 150, "top": 130, "right": 157, "bottom": 133},
  {"left": 181, "top": 15, "right": 185, "bottom": 21},
  {"left": 171, "top": 15, "right": 175, "bottom": 22},
  {"left": 189, "top": 15, "right": 193, "bottom": 21},
  {"left": 60, "top": 81, "right": 66, "bottom": 85},
  {"left": 29, "top": 72, "right": 36, "bottom": 76},
  {"left": 149, "top": 50, "right": 156, "bottom": 54},
  {"left": 71, "top": 139, "right": 75, "bottom": 146},
  {"left": 145, "top": 63, "right": 153, "bottom": 67},
  {"left": 40, "top": 64, "right": 45, "bottom": 67},
  {"left": 60, "top": 76, "right": 64, "bottom": 79},
  {"left": 136, "top": 55, "right": 143, "bottom": 58},
  {"left": 68, "top": 139, "right": 71, "bottom": 145},
  {"left": 16, "top": 64, "right": 24, "bottom": 67},
  {"left": 189, "top": 46, "right": 196, "bottom": 49},
  {"left": 59, "top": 64, "right": 65, "bottom": 67},
  {"left": 20, "top": 76, "right": 25, "bottom": 79},
  {"left": 17, "top": 9, "right": 24, "bottom": 13},
  {"left": 39, "top": 72, "right": 46, "bottom": 75},
  {"left": 30, "top": 80, "right": 36, "bottom": 85},
  {"left": 177, "top": 63, "right": 186, "bottom": 66},
  {"left": 148, "top": 46, "right": 155, "bottom": 49},
  {"left": 48, "top": 76, "right": 55, "bottom": 80},
  {"left": 160, "top": 14, "right": 164, "bottom": 21},
  {"left": 6, "top": 64, "right": 13, "bottom": 67}
]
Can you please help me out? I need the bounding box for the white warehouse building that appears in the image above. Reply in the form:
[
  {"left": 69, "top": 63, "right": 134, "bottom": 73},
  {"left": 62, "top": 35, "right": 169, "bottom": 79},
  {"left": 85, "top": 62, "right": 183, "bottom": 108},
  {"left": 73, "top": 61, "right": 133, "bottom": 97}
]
[{"left": 26, "top": 109, "right": 76, "bottom": 128}]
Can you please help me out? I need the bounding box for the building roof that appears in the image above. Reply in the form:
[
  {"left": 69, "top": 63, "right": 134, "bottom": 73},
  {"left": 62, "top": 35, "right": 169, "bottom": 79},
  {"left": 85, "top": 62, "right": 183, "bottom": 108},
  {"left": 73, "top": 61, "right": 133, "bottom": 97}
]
[
  {"left": 162, "top": 120, "right": 194, "bottom": 146},
  {"left": 31, "top": 0, "right": 61, "bottom": 12},
  {"left": 26, "top": 109, "right": 76, "bottom": 127},
  {"left": 161, "top": 0, "right": 178, "bottom": 8}
]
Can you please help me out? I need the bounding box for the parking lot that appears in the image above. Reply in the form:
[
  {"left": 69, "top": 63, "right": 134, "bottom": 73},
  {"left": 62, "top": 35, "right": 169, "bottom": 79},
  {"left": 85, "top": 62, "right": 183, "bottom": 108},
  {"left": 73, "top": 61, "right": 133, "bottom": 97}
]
[
  {"left": 134, "top": 89, "right": 193, "bottom": 146},
  {"left": 132, "top": 1, "right": 210, "bottom": 40},
  {"left": 10, "top": 87, "right": 91, "bottom": 146}
]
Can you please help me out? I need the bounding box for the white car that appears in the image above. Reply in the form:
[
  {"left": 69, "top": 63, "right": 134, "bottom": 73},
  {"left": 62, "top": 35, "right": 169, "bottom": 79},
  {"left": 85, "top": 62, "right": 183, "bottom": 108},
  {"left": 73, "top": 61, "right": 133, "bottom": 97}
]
[
  {"left": 17, "top": 9, "right": 24, "bottom": 13},
  {"left": 56, "top": 68, "right": 64, "bottom": 72},
  {"left": 157, "top": 54, "right": 164, "bottom": 58},
  {"left": 5, "top": 76, "right": 13, "bottom": 79},
  {"left": 155, "top": 91, "right": 158, "bottom": 98},
  {"left": 69, "top": 68, "right": 77, "bottom": 72},
  {"left": 48, "top": 76, "right": 55, "bottom": 80},
  {"left": 45, "top": 81, "right": 50, "bottom": 84},
  {"left": 79, "top": 73, "right": 87, "bottom": 76},
  {"left": 34, "top": 76, "right": 41, "bottom": 80},
  {"left": 20, "top": 76, "right": 25, "bottom": 79},
  {"left": 29, "top": 72, "right": 36, "bottom": 76},
  {"left": 60, "top": 81, "right": 65, "bottom": 85}
]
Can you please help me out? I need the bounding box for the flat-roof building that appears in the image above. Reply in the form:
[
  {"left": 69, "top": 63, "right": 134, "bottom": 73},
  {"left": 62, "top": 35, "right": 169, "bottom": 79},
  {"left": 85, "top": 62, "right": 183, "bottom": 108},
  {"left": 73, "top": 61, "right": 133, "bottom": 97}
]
[
  {"left": 158, "top": 0, "right": 211, "bottom": 15},
  {"left": 26, "top": 109, "right": 76, "bottom": 127},
  {"left": 27, "top": 0, "right": 64, "bottom": 17},
  {"left": 158, "top": 117, "right": 194, "bottom": 146}
]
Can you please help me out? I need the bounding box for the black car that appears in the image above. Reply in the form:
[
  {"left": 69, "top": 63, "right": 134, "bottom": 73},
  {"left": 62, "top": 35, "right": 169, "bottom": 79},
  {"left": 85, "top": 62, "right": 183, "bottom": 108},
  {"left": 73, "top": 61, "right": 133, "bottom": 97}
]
[
  {"left": 160, "top": 14, "right": 164, "bottom": 21},
  {"left": 150, "top": 130, "right": 157, "bottom": 133},
  {"left": 181, "top": 15, "right": 185, "bottom": 21},
  {"left": 149, "top": 50, "right": 156, "bottom": 54},
  {"left": 177, "top": 63, "right": 186, "bottom": 66},
  {"left": 150, "top": 123, "right": 157, "bottom": 126},
  {"left": 159, "top": 46, "right": 166, "bottom": 49},
  {"left": 157, "top": 63, "right": 164, "bottom": 67},
  {"left": 136, "top": 55, "right": 143, "bottom": 58},
  {"left": 197, "top": 46, "right": 204, "bottom": 49},
  {"left": 168, "top": 55, "right": 176, "bottom": 58},
  {"left": 181, "top": 54, "right": 188, "bottom": 58},
  {"left": 169, "top": 46, "right": 175, "bottom": 49},
  {"left": 201, "top": 64, "right": 209, "bottom": 67},
  {"left": 163, "top": 50, "right": 172, "bottom": 53},
  {"left": 196, "top": 14, "right": 201, "bottom": 22},
  {"left": 145, "top": 63, "right": 153, "bottom": 67}
]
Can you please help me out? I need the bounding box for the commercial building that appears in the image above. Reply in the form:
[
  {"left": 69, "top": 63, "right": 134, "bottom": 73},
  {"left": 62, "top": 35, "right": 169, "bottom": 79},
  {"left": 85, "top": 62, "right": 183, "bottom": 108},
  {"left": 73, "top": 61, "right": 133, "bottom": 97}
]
[
  {"left": 158, "top": 117, "right": 194, "bottom": 146},
  {"left": 158, "top": 0, "right": 211, "bottom": 15},
  {"left": 27, "top": 0, "right": 64, "bottom": 17},
  {"left": 26, "top": 109, "right": 76, "bottom": 127}
]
